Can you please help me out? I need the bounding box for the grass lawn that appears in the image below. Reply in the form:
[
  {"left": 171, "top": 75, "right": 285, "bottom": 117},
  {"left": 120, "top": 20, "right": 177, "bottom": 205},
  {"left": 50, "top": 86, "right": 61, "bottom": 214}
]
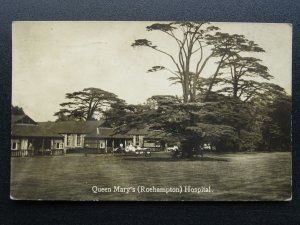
[{"left": 10, "top": 152, "right": 291, "bottom": 201}]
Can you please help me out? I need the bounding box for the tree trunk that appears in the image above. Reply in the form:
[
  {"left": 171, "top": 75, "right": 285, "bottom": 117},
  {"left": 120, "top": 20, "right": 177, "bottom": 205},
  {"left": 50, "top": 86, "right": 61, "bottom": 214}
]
[
  {"left": 184, "top": 48, "right": 193, "bottom": 103},
  {"left": 183, "top": 73, "right": 190, "bottom": 103},
  {"left": 233, "top": 78, "right": 238, "bottom": 98},
  {"left": 205, "top": 55, "right": 226, "bottom": 101},
  {"left": 182, "top": 80, "right": 189, "bottom": 103}
]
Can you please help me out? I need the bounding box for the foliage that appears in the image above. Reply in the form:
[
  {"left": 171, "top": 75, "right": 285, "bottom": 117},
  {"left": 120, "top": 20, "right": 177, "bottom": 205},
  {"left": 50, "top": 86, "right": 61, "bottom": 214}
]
[
  {"left": 215, "top": 56, "right": 272, "bottom": 101},
  {"left": 128, "top": 22, "right": 291, "bottom": 154},
  {"left": 52, "top": 22, "right": 291, "bottom": 156},
  {"left": 132, "top": 22, "right": 267, "bottom": 104},
  {"left": 54, "top": 88, "right": 123, "bottom": 121},
  {"left": 106, "top": 94, "right": 263, "bottom": 154},
  {"left": 11, "top": 105, "right": 25, "bottom": 115},
  {"left": 203, "top": 32, "right": 266, "bottom": 101},
  {"left": 260, "top": 94, "right": 291, "bottom": 151},
  {"left": 132, "top": 22, "right": 219, "bottom": 103}
]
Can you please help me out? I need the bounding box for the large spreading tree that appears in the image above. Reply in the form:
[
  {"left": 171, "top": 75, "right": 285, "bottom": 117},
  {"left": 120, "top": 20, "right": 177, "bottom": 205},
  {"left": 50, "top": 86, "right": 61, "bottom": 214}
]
[
  {"left": 132, "top": 22, "right": 266, "bottom": 103},
  {"left": 54, "top": 22, "right": 290, "bottom": 155},
  {"left": 129, "top": 22, "right": 291, "bottom": 154},
  {"left": 54, "top": 87, "right": 123, "bottom": 121},
  {"left": 132, "top": 22, "right": 219, "bottom": 103}
]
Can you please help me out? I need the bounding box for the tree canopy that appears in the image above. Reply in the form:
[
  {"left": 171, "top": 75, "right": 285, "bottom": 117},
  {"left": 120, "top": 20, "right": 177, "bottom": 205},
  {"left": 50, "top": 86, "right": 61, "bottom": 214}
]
[
  {"left": 54, "top": 87, "right": 123, "bottom": 121},
  {"left": 132, "top": 22, "right": 268, "bottom": 103},
  {"left": 11, "top": 105, "right": 25, "bottom": 115},
  {"left": 132, "top": 22, "right": 219, "bottom": 103},
  {"left": 129, "top": 22, "right": 291, "bottom": 154},
  {"left": 52, "top": 22, "right": 291, "bottom": 155}
]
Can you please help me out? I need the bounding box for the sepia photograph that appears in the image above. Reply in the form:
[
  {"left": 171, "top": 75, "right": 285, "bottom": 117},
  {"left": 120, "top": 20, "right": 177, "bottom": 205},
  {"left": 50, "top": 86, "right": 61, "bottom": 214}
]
[{"left": 11, "top": 21, "right": 292, "bottom": 201}]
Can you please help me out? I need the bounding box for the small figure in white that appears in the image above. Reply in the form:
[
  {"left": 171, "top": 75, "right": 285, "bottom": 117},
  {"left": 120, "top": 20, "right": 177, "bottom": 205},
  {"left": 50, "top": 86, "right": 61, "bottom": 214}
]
[
  {"left": 173, "top": 145, "right": 179, "bottom": 151},
  {"left": 125, "top": 143, "right": 134, "bottom": 153}
]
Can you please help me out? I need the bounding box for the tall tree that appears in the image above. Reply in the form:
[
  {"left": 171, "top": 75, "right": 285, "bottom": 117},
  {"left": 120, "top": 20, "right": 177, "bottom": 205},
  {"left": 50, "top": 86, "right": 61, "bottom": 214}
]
[
  {"left": 216, "top": 56, "right": 272, "bottom": 101},
  {"left": 129, "top": 22, "right": 288, "bottom": 154},
  {"left": 132, "top": 23, "right": 266, "bottom": 103},
  {"left": 203, "top": 33, "right": 265, "bottom": 101},
  {"left": 132, "top": 22, "right": 219, "bottom": 103},
  {"left": 54, "top": 88, "right": 123, "bottom": 121}
]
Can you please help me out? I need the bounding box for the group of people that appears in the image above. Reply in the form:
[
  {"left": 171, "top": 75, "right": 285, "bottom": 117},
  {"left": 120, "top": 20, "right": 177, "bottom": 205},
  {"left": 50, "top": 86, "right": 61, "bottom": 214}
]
[
  {"left": 114, "top": 143, "right": 151, "bottom": 157},
  {"left": 115, "top": 142, "right": 205, "bottom": 158},
  {"left": 114, "top": 143, "right": 142, "bottom": 153}
]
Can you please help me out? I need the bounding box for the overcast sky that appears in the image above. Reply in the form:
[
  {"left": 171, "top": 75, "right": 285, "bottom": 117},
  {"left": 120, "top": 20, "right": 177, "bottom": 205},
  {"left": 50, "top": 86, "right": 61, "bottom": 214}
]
[{"left": 12, "top": 22, "right": 292, "bottom": 121}]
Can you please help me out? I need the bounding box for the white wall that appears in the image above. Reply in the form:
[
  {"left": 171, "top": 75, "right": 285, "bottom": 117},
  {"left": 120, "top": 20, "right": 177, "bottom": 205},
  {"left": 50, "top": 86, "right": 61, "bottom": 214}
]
[
  {"left": 99, "top": 140, "right": 106, "bottom": 149},
  {"left": 20, "top": 139, "right": 28, "bottom": 150},
  {"left": 63, "top": 134, "right": 86, "bottom": 148},
  {"left": 132, "top": 135, "right": 144, "bottom": 147},
  {"left": 11, "top": 139, "right": 20, "bottom": 150}
]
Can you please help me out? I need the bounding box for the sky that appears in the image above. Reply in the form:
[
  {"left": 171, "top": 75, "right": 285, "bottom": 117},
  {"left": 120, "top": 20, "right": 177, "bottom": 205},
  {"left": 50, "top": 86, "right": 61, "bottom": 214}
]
[{"left": 12, "top": 22, "right": 292, "bottom": 121}]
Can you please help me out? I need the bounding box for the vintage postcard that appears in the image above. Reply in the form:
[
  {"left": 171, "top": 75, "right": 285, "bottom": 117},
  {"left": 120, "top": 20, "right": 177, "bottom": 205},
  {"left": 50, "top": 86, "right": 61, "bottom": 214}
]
[{"left": 11, "top": 21, "right": 292, "bottom": 201}]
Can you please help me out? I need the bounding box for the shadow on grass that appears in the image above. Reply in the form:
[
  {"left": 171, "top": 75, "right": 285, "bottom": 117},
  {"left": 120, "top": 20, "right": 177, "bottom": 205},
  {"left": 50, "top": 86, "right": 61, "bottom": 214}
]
[{"left": 122, "top": 156, "right": 229, "bottom": 162}]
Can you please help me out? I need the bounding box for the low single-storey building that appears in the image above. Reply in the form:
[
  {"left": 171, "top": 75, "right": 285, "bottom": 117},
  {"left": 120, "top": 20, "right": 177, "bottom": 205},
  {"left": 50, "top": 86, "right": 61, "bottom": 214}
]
[
  {"left": 85, "top": 126, "right": 167, "bottom": 152},
  {"left": 11, "top": 114, "right": 166, "bottom": 156},
  {"left": 39, "top": 120, "right": 103, "bottom": 152},
  {"left": 11, "top": 115, "right": 63, "bottom": 156},
  {"left": 85, "top": 127, "right": 132, "bottom": 153},
  {"left": 126, "top": 127, "right": 167, "bottom": 150}
]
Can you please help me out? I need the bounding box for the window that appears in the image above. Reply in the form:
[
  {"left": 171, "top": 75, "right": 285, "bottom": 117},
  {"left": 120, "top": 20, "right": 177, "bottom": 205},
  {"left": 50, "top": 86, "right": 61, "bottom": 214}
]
[
  {"left": 77, "top": 134, "right": 81, "bottom": 146},
  {"left": 67, "top": 135, "right": 71, "bottom": 146},
  {"left": 56, "top": 142, "right": 60, "bottom": 149},
  {"left": 12, "top": 141, "right": 18, "bottom": 150},
  {"left": 135, "top": 136, "right": 139, "bottom": 146},
  {"left": 99, "top": 141, "right": 105, "bottom": 149}
]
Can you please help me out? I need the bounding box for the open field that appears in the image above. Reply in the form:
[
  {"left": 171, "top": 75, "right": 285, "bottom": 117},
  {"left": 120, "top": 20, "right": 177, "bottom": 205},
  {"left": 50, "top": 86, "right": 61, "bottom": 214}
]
[{"left": 10, "top": 152, "right": 291, "bottom": 201}]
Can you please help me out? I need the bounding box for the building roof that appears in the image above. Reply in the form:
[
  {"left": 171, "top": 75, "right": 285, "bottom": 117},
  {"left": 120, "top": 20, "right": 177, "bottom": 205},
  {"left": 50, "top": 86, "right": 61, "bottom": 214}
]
[
  {"left": 11, "top": 124, "right": 62, "bottom": 138},
  {"left": 11, "top": 114, "right": 37, "bottom": 125},
  {"left": 38, "top": 120, "right": 103, "bottom": 134},
  {"left": 86, "top": 126, "right": 166, "bottom": 139},
  {"left": 86, "top": 127, "right": 131, "bottom": 139},
  {"left": 145, "top": 130, "right": 168, "bottom": 139},
  {"left": 126, "top": 127, "right": 167, "bottom": 139},
  {"left": 11, "top": 115, "right": 25, "bottom": 124},
  {"left": 126, "top": 127, "right": 150, "bottom": 135},
  {"left": 12, "top": 119, "right": 105, "bottom": 138},
  {"left": 11, "top": 114, "right": 166, "bottom": 140}
]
